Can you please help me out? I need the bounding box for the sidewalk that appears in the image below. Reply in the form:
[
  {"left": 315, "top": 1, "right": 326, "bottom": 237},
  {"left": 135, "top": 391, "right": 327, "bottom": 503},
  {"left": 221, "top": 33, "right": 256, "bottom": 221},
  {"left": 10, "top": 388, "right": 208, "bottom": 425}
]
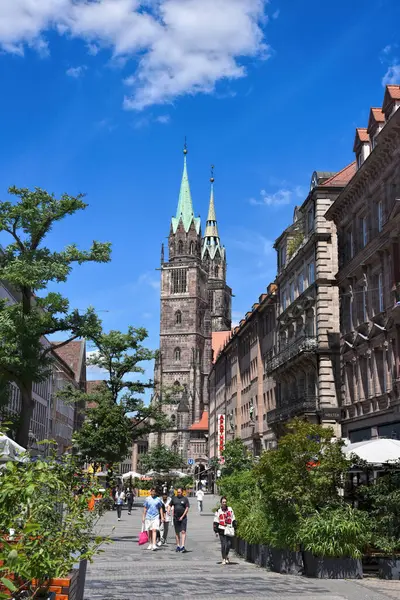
[{"left": 84, "top": 494, "right": 399, "bottom": 600}]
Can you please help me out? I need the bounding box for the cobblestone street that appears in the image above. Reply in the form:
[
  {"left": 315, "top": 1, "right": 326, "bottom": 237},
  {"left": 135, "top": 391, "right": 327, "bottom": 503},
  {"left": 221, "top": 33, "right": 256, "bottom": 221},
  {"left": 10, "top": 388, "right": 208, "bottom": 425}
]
[{"left": 84, "top": 495, "right": 400, "bottom": 600}]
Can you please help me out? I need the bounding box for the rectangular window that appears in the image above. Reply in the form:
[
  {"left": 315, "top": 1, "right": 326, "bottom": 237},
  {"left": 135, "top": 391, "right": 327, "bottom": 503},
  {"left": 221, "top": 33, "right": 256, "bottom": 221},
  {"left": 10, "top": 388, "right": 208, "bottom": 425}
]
[
  {"left": 172, "top": 268, "right": 187, "bottom": 294},
  {"left": 279, "top": 246, "right": 286, "bottom": 270},
  {"left": 346, "top": 228, "right": 354, "bottom": 260},
  {"left": 289, "top": 281, "right": 295, "bottom": 304},
  {"left": 307, "top": 207, "right": 314, "bottom": 234},
  {"left": 378, "top": 201, "right": 383, "bottom": 232},
  {"left": 281, "top": 289, "right": 287, "bottom": 311},
  {"left": 362, "top": 216, "right": 368, "bottom": 247},
  {"left": 378, "top": 272, "right": 384, "bottom": 312},
  {"left": 298, "top": 272, "right": 304, "bottom": 294},
  {"left": 308, "top": 261, "right": 315, "bottom": 285}
]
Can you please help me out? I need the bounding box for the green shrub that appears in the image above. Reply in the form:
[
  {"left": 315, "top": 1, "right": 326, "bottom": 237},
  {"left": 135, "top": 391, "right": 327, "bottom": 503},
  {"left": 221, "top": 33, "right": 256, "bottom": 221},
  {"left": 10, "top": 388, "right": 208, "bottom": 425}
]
[{"left": 299, "top": 505, "right": 370, "bottom": 559}]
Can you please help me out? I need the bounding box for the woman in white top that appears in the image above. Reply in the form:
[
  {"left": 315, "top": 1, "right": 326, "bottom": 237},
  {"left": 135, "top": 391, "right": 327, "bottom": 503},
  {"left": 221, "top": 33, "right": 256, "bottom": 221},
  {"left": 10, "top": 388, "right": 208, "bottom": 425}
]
[
  {"left": 213, "top": 496, "right": 237, "bottom": 564},
  {"left": 115, "top": 487, "right": 125, "bottom": 521}
]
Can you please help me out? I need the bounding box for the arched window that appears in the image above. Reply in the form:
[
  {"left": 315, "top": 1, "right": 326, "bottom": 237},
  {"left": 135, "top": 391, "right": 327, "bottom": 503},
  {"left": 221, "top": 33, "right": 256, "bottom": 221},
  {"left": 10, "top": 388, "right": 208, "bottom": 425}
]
[
  {"left": 178, "top": 240, "right": 184, "bottom": 254},
  {"left": 170, "top": 414, "right": 176, "bottom": 426},
  {"left": 189, "top": 241, "right": 195, "bottom": 254},
  {"left": 174, "top": 347, "right": 181, "bottom": 361},
  {"left": 175, "top": 310, "right": 182, "bottom": 324},
  {"left": 214, "top": 266, "right": 219, "bottom": 278}
]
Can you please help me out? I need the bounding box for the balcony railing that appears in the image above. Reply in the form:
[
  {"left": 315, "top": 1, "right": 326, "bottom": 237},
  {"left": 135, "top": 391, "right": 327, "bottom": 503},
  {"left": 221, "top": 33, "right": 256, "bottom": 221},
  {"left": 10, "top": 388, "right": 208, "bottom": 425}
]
[
  {"left": 266, "top": 395, "right": 318, "bottom": 426},
  {"left": 266, "top": 336, "right": 317, "bottom": 373}
]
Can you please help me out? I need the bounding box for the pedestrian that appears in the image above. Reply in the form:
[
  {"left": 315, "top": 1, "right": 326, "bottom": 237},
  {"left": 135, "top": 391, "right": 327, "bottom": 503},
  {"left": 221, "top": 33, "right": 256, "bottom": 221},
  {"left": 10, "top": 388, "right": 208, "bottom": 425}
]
[
  {"left": 158, "top": 493, "right": 172, "bottom": 546},
  {"left": 195, "top": 487, "right": 204, "bottom": 513},
  {"left": 213, "top": 496, "right": 237, "bottom": 565},
  {"left": 115, "top": 486, "right": 125, "bottom": 521},
  {"left": 142, "top": 487, "right": 164, "bottom": 551},
  {"left": 126, "top": 487, "right": 134, "bottom": 515},
  {"left": 171, "top": 487, "right": 190, "bottom": 553}
]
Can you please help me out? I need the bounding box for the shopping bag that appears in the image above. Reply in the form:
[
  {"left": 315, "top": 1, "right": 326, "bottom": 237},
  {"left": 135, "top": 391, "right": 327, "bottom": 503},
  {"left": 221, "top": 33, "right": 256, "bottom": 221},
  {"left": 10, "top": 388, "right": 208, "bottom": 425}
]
[{"left": 138, "top": 524, "right": 149, "bottom": 546}]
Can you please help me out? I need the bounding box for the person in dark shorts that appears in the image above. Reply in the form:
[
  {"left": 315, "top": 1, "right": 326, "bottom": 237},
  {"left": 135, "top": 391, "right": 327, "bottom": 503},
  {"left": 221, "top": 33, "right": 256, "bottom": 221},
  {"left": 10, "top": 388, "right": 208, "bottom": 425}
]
[{"left": 170, "top": 487, "right": 190, "bottom": 552}]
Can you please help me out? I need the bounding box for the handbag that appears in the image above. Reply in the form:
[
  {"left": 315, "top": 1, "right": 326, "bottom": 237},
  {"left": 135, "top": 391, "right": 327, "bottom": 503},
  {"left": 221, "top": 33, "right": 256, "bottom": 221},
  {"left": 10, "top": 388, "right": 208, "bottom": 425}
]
[
  {"left": 138, "top": 524, "right": 149, "bottom": 546},
  {"left": 224, "top": 525, "right": 235, "bottom": 537}
]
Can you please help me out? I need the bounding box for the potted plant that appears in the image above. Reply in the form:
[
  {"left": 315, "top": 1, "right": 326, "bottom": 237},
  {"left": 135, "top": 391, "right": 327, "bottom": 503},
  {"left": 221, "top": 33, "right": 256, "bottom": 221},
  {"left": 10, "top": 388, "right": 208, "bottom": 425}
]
[
  {"left": 359, "top": 466, "right": 400, "bottom": 580},
  {"left": 0, "top": 453, "right": 107, "bottom": 599},
  {"left": 299, "top": 505, "right": 368, "bottom": 578}
]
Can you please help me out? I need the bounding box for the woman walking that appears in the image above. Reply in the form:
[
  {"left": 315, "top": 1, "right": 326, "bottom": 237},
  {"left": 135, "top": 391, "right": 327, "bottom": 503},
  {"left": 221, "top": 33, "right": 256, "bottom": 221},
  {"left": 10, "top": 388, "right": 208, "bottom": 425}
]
[{"left": 213, "top": 496, "right": 237, "bottom": 565}]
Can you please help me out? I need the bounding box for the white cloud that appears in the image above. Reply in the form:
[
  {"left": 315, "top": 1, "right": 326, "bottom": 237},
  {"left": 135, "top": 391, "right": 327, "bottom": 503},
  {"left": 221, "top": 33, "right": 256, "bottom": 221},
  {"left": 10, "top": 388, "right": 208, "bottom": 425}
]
[
  {"left": 138, "top": 272, "right": 160, "bottom": 291},
  {"left": 249, "top": 184, "right": 305, "bottom": 207},
  {"left": 87, "top": 42, "right": 100, "bottom": 56},
  {"left": 0, "top": 0, "right": 270, "bottom": 109},
  {"left": 382, "top": 64, "right": 400, "bottom": 86},
  {"left": 66, "top": 65, "right": 86, "bottom": 78},
  {"left": 156, "top": 114, "right": 171, "bottom": 124}
]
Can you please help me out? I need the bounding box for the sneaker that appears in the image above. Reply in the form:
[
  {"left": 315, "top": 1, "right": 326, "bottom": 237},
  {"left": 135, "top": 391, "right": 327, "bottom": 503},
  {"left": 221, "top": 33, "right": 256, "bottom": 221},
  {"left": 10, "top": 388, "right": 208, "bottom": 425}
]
[
  {"left": 180, "top": 546, "right": 186, "bottom": 553},
  {"left": 226, "top": 557, "right": 230, "bottom": 564},
  {"left": 222, "top": 559, "right": 226, "bottom": 565},
  {"left": 157, "top": 541, "right": 162, "bottom": 547},
  {"left": 118, "top": 518, "right": 121, "bottom": 521},
  {"left": 175, "top": 546, "right": 181, "bottom": 552},
  {"left": 147, "top": 544, "right": 153, "bottom": 550},
  {"left": 152, "top": 545, "right": 157, "bottom": 551}
]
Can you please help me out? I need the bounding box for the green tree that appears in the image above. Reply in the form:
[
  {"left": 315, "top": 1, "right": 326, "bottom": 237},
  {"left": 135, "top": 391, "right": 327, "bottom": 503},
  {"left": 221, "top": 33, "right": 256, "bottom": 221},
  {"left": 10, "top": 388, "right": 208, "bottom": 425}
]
[
  {"left": 0, "top": 187, "right": 111, "bottom": 447},
  {"left": 73, "top": 395, "right": 132, "bottom": 471},
  {"left": 221, "top": 438, "right": 253, "bottom": 477},
  {"left": 139, "top": 444, "right": 184, "bottom": 474}
]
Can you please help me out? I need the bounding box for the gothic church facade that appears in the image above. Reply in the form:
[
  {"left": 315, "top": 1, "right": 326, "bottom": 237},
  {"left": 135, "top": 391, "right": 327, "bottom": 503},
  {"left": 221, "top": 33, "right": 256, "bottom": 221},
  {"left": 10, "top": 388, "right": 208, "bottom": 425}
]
[{"left": 148, "top": 148, "right": 232, "bottom": 464}]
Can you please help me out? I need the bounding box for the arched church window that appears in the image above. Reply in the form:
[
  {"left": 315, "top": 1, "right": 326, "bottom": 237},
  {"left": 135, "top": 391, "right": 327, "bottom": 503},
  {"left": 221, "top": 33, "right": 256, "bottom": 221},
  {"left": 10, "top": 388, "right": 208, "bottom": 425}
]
[
  {"left": 214, "top": 266, "right": 219, "bottom": 278},
  {"left": 170, "top": 414, "right": 176, "bottom": 426},
  {"left": 174, "top": 347, "right": 181, "bottom": 361},
  {"left": 189, "top": 241, "right": 195, "bottom": 254},
  {"left": 178, "top": 240, "right": 184, "bottom": 254},
  {"left": 175, "top": 310, "right": 182, "bottom": 324}
]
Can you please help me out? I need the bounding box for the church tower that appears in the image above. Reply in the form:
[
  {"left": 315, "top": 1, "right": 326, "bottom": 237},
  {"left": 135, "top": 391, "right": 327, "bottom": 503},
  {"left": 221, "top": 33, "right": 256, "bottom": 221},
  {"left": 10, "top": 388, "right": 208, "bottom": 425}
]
[
  {"left": 150, "top": 146, "right": 212, "bottom": 460},
  {"left": 202, "top": 168, "right": 232, "bottom": 332}
]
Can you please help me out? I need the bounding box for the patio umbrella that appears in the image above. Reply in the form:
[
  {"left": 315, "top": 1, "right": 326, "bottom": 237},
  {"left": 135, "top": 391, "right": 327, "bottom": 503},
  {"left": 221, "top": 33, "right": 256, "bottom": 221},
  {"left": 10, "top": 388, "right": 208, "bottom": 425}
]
[
  {"left": 168, "top": 470, "right": 187, "bottom": 478},
  {"left": 0, "top": 433, "right": 27, "bottom": 463},
  {"left": 121, "top": 471, "right": 142, "bottom": 480},
  {"left": 343, "top": 438, "right": 400, "bottom": 465}
]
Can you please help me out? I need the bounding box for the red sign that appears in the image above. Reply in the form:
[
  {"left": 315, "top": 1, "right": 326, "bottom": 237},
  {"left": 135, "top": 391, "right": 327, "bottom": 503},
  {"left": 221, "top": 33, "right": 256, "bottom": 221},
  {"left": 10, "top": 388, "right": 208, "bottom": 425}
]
[{"left": 217, "top": 414, "right": 225, "bottom": 458}]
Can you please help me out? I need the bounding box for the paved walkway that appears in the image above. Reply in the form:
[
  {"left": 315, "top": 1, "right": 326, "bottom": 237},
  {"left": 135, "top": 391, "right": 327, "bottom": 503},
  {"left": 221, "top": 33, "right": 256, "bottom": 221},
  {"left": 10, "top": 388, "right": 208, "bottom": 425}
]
[{"left": 84, "top": 495, "right": 400, "bottom": 600}]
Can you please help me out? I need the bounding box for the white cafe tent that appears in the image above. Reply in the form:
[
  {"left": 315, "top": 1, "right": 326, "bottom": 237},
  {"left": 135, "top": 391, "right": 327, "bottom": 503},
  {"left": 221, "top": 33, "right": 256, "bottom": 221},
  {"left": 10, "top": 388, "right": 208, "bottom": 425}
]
[
  {"left": 121, "top": 471, "right": 142, "bottom": 480},
  {"left": 343, "top": 438, "right": 400, "bottom": 465},
  {"left": 0, "top": 433, "right": 27, "bottom": 463}
]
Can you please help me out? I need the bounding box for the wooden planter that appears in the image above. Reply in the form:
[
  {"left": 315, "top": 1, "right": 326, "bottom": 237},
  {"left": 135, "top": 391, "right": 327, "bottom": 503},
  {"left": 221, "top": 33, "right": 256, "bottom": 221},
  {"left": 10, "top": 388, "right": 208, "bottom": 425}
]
[{"left": 302, "top": 551, "right": 363, "bottom": 579}]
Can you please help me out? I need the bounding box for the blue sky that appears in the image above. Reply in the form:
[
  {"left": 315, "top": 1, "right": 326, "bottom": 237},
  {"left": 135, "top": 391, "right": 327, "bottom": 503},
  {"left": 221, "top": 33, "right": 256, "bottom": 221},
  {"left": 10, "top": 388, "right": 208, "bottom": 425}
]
[{"left": 1, "top": 0, "right": 400, "bottom": 383}]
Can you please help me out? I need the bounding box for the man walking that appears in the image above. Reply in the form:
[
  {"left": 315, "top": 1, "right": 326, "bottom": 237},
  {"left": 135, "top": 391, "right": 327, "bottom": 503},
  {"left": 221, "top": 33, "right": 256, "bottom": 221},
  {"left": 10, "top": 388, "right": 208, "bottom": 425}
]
[
  {"left": 126, "top": 488, "right": 134, "bottom": 515},
  {"left": 142, "top": 488, "right": 164, "bottom": 551},
  {"left": 195, "top": 487, "right": 204, "bottom": 513},
  {"left": 171, "top": 487, "right": 190, "bottom": 553},
  {"left": 115, "top": 486, "right": 125, "bottom": 521}
]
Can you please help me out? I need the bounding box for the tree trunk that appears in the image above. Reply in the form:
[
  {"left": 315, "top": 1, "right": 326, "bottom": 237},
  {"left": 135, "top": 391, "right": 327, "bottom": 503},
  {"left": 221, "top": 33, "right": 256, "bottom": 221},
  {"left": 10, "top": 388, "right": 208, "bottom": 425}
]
[{"left": 15, "top": 381, "right": 35, "bottom": 448}]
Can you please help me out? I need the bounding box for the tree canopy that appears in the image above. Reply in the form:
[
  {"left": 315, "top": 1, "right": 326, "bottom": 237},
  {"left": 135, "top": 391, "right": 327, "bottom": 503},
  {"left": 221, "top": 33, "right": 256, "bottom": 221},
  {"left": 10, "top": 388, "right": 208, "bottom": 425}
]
[
  {"left": 0, "top": 187, "right": 111, "bottom": 446},
  {"left": 221, "top": 438, "right": 254, "bottom": 477},
  {"left": 139, "top": 444, "right": 184, "bottom": 474}
]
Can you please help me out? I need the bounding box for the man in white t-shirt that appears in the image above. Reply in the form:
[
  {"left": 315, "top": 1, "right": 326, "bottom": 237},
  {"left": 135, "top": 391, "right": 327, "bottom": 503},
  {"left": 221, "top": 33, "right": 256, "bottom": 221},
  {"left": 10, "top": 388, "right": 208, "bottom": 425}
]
[{"left": 195, "top": 488, "right": 205, "bottom": 513}]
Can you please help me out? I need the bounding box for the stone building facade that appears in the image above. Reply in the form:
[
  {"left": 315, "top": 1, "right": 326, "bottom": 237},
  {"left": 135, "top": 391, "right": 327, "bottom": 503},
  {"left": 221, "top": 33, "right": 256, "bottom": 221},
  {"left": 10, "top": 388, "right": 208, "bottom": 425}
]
[
  {"left": 326, "top": 84, "right": 400, "bottom": 442},
  {"left": 267, "top": 166, "right": 355, "bottom": 435},
  {"left": 149, "top": 149, "right": 232, "bottom": 464},
  {"left": 209, "top": 284, "right": 277, "bottom": 460}
]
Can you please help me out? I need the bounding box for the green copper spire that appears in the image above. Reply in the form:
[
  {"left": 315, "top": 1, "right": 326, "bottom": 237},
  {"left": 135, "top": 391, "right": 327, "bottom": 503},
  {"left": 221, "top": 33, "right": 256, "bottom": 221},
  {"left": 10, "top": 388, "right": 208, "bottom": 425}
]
[
  {"left": 171, "top": 144, "right": 201, "bottom": 234},
  {"left": 202, "top": 166, "right": 224, "bottom": 259}
]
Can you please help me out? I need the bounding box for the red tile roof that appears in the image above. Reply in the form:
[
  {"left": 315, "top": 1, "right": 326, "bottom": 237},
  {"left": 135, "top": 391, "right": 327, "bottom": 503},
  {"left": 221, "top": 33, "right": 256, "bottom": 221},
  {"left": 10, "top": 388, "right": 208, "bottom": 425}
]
[
  {"left": 189, "top": 411, "right": 208, "bottom": 431},
  {"left": 371, "top": 107, "right": 385, "bottom": 122},
  {"left": 52, "top": 340, "right": 85, "bottom": 382},
  {"left": 357, "top": 128, "right": 369, "bottom": 142},
  {"left": 212, "top": 331, "right": 231, "bottom": 362},
  {"left": 387, "top": 85, "right": 400, "bottom": 100},
  {"left": 321, "top": 162, "right": 356, "bottom": 187}
]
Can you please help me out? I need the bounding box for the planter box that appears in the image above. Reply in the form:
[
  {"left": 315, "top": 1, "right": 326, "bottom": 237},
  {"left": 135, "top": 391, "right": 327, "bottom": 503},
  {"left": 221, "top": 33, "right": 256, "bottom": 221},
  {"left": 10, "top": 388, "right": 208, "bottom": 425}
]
[
  {"left": 269, "top": 547, "right": 304, "bottom": 575},
  {"left": 378, "top": 557, "right": 400, "bottom": 580},
  {"left": 255, "top": 544, "right": 270, "bottom": 569},
  {"left": 303, "top": 551, "right": 362, "bottom": 579}
]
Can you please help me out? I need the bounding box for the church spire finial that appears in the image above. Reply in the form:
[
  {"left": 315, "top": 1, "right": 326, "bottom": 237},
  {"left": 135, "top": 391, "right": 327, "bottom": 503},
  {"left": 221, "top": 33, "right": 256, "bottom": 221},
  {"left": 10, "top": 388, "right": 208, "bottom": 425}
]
[
  {"left": 202, "top": 164, "right": 222, "bottom": 258},
  {"left": 171, "top": 142, "right": 200, "bottom": 234}
]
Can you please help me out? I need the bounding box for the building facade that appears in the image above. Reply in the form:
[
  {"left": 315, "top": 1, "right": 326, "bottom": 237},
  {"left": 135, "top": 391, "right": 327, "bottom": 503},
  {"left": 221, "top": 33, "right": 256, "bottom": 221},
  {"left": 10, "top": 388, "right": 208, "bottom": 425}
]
[
  {"left": 326, "top": 84, "right": 400, "bottom": 442},
  {"left": 209, "top": 284, "right": 277, "bottom": 460},
  {"left": 149, "top": 148, "right": 232, "bottom": 465},
  {"left": 267, "top": 166, "right": 355, "bottom": 435}
]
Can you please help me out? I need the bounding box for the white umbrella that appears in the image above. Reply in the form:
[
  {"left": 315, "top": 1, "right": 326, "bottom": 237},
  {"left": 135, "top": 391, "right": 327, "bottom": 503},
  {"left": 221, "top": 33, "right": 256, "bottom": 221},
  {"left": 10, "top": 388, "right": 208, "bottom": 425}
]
[
  {"left": 168, "top": 470, "right": 187, "bottom": 478},
  {"left": 0, "top": 433, "right": 27, "bottom": 463},
  {"left": 121, "top": 471, "right": 142, "bottom": 480},
  {"left": 343, "top": 438, "right": 400, "bottom": 465}
]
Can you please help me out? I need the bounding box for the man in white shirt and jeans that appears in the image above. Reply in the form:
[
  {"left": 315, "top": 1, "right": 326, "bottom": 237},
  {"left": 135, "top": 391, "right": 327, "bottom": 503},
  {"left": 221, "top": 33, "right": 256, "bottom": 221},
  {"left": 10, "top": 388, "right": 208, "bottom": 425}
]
[{"left": 195, "top": 487, "right": 205, "bottom": 513}]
